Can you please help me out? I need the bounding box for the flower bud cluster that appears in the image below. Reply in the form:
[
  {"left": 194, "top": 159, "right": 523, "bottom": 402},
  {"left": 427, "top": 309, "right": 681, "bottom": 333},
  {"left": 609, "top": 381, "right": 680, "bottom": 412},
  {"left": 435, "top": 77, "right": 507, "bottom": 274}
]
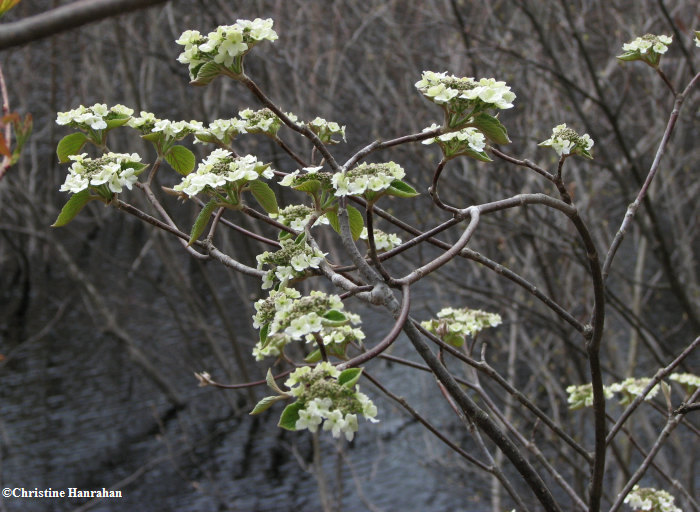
[
  {"left": 308, "top": 117, "right": 346, "bottom": 144},
  {"left": 277, "top": 204, "right": 329, "bottom": 232},
  {"left": 176, "top": 18, "right": 278, "bottom": 78},
  {"left": 285, "top": 363, "right": 378, "bottom": 441},
  {"left": 174, "top": 148, "right": 273, "bottom": 197},
  {"left": 421, "top": 306, "right": 502, "bottom": 347},
  {"left": 539, "top": 124, "right": 593, "bottom": 159},
  {"left": 415, "top": 71, "right": 516, "bottom": 111},
  {"left": 256, "top": 238, "right": 327, "bottom": 289},
  {"left": 359, "top": 227, "right": 402, "bottom": 252},
  {"left": 332, "top": 162, "right": 405, "bottom": 197},
  {"left": 566, "top": 383, "right": 614, "bottom": 410},
  {"left": 623, "top": 485, "right": 681, "bottom": 512},
  {"left": 59, "top": 152, "right": 143, "bottom": 195},
  {"left": 56, "top": 104, "right": 134, "bottom": 131}
]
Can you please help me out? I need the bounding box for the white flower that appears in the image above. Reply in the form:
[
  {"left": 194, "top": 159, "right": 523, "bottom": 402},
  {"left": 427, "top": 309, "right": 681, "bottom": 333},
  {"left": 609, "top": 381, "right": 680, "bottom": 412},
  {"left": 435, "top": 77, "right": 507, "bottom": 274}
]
[
  {"left": 539, "top": 124, "right": 594, "bottom": 158},
  {"left": 332, "top": 161, "right": 405, "bottom": 197}
]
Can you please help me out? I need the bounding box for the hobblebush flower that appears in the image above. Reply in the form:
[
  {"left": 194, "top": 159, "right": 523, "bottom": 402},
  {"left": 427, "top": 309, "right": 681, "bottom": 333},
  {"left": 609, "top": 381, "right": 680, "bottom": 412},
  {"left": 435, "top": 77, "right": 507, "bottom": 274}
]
[
  {"left": 280, "top": 362, "right": 378, "bottom": 441},
  {"left": 56, "top": 103, "right": 133, "bottom": 132},
  {"left": 618, "top": 34, "right": 673, "bottom": 68},
  {"left": 308, "top": 117, "right": 346, "bottom": 144},
  {"left": 416, "top": 72, "right": 515, "bottom": 110},
  {"left": 194, "top": 118, "right": 248, "bottom": 145},
  {"left": 421, "top": 306, "right": 502, "bottom": 347},
  {"left": 359, "top": 227, "right": 402, "bottom": 252},
  {"left": 127, "top": 112, "right": 202, "bottom": 141},
  {"left": 173, "top": 149, "right": 274, "bottom": 198},
  {"left": 623, "top": 485, "right": 681, "bottom": 512},
  {"left": 59, "top": 152, "right": 145, "bottom": 196},
  {"left": 252, "top": 290, "right": 364, "bottom": 360},
  {"left": 539, "top": 124, "right": 594, "bottom": 159},
  {"left": 422, "top": 123, "right": 490, "bottom": 161},
  {"left": 256, "top": 238, "right": 327, "bottom": 289},
  {"left": 176, "top": 19, "right": 278, "bottom": 80},
  {"left": 239, "top": 108, "right": 297, "bottom": 137},
  {"left": 669, "top": 372, "right": 700, "bottom": 393},
  {"left": 566, "top": 383, "right": 615, "bottom": 410},
  {"left": 332, "top": 161, "right": 406, "bottom": 198},
  {"left": 277, "top": 204, "right": 329, "bottom": 232},
  {"left": 607, "top": 377, "right": 660, "bottom": 405}
]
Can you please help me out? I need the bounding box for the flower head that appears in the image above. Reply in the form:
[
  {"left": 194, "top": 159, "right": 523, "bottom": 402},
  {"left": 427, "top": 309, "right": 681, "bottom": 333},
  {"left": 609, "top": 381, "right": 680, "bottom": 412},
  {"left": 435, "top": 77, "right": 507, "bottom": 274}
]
[
  {"left": 618, "top": 34, "right": 673, "bottom": 68},
  {"left": 422, "top": 124, "right": 491, "bottom": 161},
  {"left": 421, "top": 306, "right": 501, "bottom": 347},
  {"left": 624, "top": 485, "right": 681, "bottom": 512},
  {"left": 59, "top": 152, "right": 145, "bottom": 196},
  {"left": 332, "top": 161, "right": 405, "bottom": 198},
  {"left": 56, "top": 104, "right": 133, "bottom": 131},
  {"left": 539, "top": 124, "right": 594, "bottom": 159}
]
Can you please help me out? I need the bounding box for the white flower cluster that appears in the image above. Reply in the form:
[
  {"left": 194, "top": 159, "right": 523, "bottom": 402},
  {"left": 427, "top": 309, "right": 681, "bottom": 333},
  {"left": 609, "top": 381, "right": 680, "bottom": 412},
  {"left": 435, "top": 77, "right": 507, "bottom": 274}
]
[
  {"left": 59, "top": 152, "right": 143, "bottom": 194},
  {"left": 669, "top": 372, "right": 700, "bottom": 391},
  {"left": 539, "top": 124, "right": 594, "bottom": 158},
  {"left": 359, "top": 227, "right": 402, "bottom": 252},
  {"left": 566, "top": 383, "right": 614, "bottom": 410},
  {"left": 127, "top": 111, "right": 202, "bottom": 140},
  {"left": 279, "top": 166, "right": 330, "bottom": 189},
  {"left": 239, "top": 108, "right": 297, "bottom": 136},
  {"left": 285, "top": 362, "right": 378, "bottom": 441},
  {"left": 422, "top": 124, "right": 486, "bottom": 152},
  {"left": 174, "top": 149, "right": 273, "bottom": 197},
  {"left": 56, "top": 104, "right": 133, "bottom": 131},
  {"left": 176, "top": 19, "right": 278, "bottom": 78},
  {"left": 624, "top": 485, "right": 681, "bottom": 512},
  {"left": 622, "top": 34, "right": 673, "bottom": 56},
  {"left": 415, "top": 71, "right": 516, "bottom": 110},
  {"left": 608, "top": 377, "right": 660, "bottom": 405},
  {"left": 256, "top": 238, "right": 327, "bottom": 289},
  {"left": 253, "top": 289, "right": 363, "bottom": 347},
  {"left": 277, "top": 204, "right": 329, "bottom": 232},
  {"left": 421, "top": 306, "right": 502, "bottom": 347},
  {"left": 308, "top": 117, "right": 346, "bottom": 144},
  {"left": 194, "top": 118, "right": 248, "bottom": 145},
  {"left": 332, "top": 161, "right": 405, "bottom": 197}
]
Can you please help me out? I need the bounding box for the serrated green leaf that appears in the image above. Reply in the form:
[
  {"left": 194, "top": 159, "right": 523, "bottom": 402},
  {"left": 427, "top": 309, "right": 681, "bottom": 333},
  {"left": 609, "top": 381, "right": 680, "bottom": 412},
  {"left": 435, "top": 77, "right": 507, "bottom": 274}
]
[
  {"left": 472, "top": 113, "right": 510, "bottom": 145},
  {"left": 325, "top": 209, "right": 340, "bottom": 234},
  {"left": 278, "top": 401, "right": 305, "bottom": 430},
  {"left": 292, "top": 179, "right": 322, "bottom": 196},
  {"left": 105, "top": 115, "right": 131, "bottom": 130},
  {"left": 188, "top": 199, "right": 218, "bottom": 246},
  {"left": 248, "top": 180, "right": 279, "bottom": 215},
  {"left": 51, "top": 189, "right": 96, "bottom": 227},
  {"left": 165, "top": 145, "right": 196, "bottom": 176},
  {"left": 385, "top": 180, "right": 419, "bottom": 198},
  {"left": 304, "top": 349, "right": 322, "bottom": 364},
  {"left": 250, "top": 395, "right": 288, "bottom": 415},
  {"left": 191, "top": 61, "right": 223, "bottom": 86},
  {"left": 347, "top": 205, "right": 364, "bottom": 240},
  {"left": 338, "top": 367, "right": 363, "bottom": 388},
  {"left": 56, "top": 132, "right": 88, "bottom": 163},
  {"left": 266, "top": 368, "right": 286, "bottom": 394}
]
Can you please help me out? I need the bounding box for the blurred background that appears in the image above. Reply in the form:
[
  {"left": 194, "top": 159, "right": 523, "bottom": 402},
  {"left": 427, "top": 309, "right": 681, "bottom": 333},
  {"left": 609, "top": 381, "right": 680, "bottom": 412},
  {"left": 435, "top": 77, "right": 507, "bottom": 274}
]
[{"left": 0, "top": 1, "right": 698, "bottom": 510}]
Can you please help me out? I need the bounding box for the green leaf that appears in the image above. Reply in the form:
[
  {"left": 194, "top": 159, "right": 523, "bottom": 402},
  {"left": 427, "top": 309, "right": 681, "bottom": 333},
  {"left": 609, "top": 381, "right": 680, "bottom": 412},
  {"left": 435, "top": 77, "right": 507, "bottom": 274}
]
[
  {"left": 248, "top": 180, "right": 279, "bottom": 215},
  {"left": 165, "top": 145, "right": 196, "bottom": 176},
  {"left": 304, "top": 349, "right": 322, "bottom": 364},
  {"left": 338, "top": 367, "right": 363, "bottom": 388},
  {"left": 278, "top": 401, "right": 305, "bottom": 430},
  {"left": 444, "top": 332, "right": 465, "bottom": 347},
  {"left": 56, "top": 132, "right": 87, "bottom": 163},
  {"left": 460, "top": 147, "right": 493, "bottom": 162},
  {"left": 188, "top": 199, "right": 218, "bottom": 246},
  {"left": 323, "top": 309, "right": 347, "bottom": 323},
  {"left": 51, "top": 189, "right": 96, "bottom": 227},
  {"left": 294, "top": 231, "right": 307, "bottom": 245},
  {"left": 249, "top": 395, "right": 288, "bottom": 415},
  {"left": 292, "top": 179, "right": 322, "bottom": 196},
  {"left": 385, "top": 180, "right": 419, "bottom": 198},
  {"left": 325, "top": 209, "right": 340, "bottom": 234},
  {"left": 259, "top": 323, "right": 270, "bottom": 345},
  {"left": 105, "top": 115, "right": 131, "bottom": 130},
  {"left": 142, "top": 132, "right": 164, "bottom": 143},
  {"left": 346, "top": 205, "right": 364, "bottom": 240},
  {"left": 191, "top": 61, "right": 223, "bottom": 86},
  {"left": 472, "top": 113, "right": 510, "bottom": 145},
  {"left": 265, "top": 368, "right": 286, "bottom": 394}
]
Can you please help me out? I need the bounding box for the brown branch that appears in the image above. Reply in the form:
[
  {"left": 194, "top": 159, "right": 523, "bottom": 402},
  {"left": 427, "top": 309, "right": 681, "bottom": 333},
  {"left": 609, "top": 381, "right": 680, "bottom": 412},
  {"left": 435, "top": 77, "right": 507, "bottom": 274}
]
[{"left": 0, "top": 0, "right": 171, "bottom": 50}]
